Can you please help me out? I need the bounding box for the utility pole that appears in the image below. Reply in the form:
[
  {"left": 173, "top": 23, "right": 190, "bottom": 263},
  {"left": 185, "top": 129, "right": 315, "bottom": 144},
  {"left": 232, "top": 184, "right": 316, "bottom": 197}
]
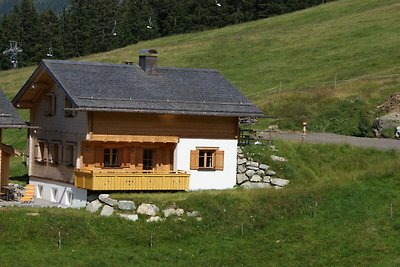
[{"left": 2, "top": 41, "right": 23, "bottom": 69}]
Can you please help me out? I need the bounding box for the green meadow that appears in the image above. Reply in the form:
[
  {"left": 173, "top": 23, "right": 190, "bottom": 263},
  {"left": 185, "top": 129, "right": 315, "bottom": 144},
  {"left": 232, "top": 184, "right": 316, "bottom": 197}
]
[{"left": 0, "top": 0, "right": 399, "bottom": 265}]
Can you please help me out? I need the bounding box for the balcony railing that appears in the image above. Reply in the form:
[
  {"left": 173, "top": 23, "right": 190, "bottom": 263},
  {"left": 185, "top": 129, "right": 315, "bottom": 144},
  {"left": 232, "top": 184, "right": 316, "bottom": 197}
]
[{"left": 74, "top": 169, "right": 190, "bottom": 191}]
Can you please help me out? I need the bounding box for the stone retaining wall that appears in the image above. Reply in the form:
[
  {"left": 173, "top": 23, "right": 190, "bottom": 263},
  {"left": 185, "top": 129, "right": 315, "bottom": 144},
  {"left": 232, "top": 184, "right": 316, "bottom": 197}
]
[{"left": 236, "top": 147, "right": 289, "bottom": 189}]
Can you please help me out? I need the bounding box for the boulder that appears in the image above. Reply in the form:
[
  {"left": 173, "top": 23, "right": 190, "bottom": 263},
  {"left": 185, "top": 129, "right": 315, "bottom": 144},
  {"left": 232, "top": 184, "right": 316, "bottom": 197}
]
[
  {"left": 118, "top": 213, "right": 139, "bottom": 222},
  {"left": 270, "top": 178, "right": 290, "bottom": 187},
  {"left": 266, "top": 170, "right": 276, "bottom": 176},
  {"left": 259, "top": 164, "right": 269, "bottom": 171},
  {"left": 245, "top": 169, "right": 256, "bottom": 177},
  {"left": 241, "top": 182, "right": 272, "bottom": 189},
  {"left": 237, "top": 164, "right": 247, "bottom": 174},
  {"left": 250, "top": 161, "right": 259, "bottom": 167},
  {"left": 98, "top": 194, "right": 118, "bottom": 207},
  {"left": 86, "top": 199, "right": 102, "bottom": 213},
  {"left": 271, "top": 155, "right": 287, "bottom": 162},
  {"left": 237, "top": 158, "right": 246, "bottom": 165},
  {"left": 250, "top": 174, "right": 263, "bottom": 182},
  {"left": 263, "top": 176, "right": 271, "bottom": 183},
  {"left": 236, "top": 174, "right": 248, "bottom": 184},
  {"left": 117, "top": 200, "right": 136, "bottom": 211},
  {"left": 163, "top": 208, "right": 184, "bottom": 217},
  {"left": 247, "top": 166, "right": 260, "bottom": 171},
  {"left": 100, "top": 205, "right": 114, "bottom": 217},
  {"left": 186, "top": 211, "right": 201, "bottom": 217},
  {"left": 137, "top": 203, "right": 159, "bottom": 216},
  {"left": 146, "top": 216, "right": 163, "bottom": 223},
  {"left": 256, "top": 170, "right": 265, "bottom": 177}
]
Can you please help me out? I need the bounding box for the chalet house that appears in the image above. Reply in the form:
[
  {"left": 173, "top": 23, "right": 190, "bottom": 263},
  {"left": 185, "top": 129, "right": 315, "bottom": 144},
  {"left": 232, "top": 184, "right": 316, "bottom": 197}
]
[
  {"left": 12, "top": 53, "right": 263, "bottom": 207},
  {"left": 0, "top": 89, "right": 26, "bottom": 191}
]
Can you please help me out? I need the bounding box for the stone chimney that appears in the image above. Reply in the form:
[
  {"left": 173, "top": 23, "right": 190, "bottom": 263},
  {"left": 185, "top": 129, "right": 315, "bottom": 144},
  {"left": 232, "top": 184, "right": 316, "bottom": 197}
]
[{"left": 139, "top": 49, "right": 158, "bottom": 74}]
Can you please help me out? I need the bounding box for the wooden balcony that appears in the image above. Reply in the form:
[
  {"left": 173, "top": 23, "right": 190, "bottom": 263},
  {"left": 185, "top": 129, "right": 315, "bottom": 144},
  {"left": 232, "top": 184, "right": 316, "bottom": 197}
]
[{"left": 74, "top": 169, "right": 190, "bottom": 191}]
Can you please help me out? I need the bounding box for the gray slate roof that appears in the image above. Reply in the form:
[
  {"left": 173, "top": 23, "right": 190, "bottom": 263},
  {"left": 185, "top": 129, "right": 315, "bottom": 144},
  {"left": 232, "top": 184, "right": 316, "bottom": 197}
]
[
  {"left": 0, "top": 89, "right": 25, "bottom": 128},
  {"left": 41, "top": 60, "right": 263, "bottom": 117}
]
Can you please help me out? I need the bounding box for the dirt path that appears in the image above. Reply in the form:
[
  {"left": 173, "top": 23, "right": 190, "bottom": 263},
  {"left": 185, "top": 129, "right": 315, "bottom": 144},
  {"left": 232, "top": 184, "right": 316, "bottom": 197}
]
[{"left": 258, "top": 131, "right": 400, "bottom": 151}]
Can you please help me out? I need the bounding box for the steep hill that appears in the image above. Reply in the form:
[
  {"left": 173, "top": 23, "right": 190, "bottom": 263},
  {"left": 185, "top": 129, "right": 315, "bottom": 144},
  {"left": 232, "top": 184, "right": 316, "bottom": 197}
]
[{"left": 0, "top": 0, "right": 399, "bottom": 161}]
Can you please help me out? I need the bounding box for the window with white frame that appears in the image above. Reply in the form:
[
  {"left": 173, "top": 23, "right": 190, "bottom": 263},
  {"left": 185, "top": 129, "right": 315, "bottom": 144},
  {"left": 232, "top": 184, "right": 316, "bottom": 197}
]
[
  {"left": 51, "top": 188, "right": 58, "bottom": 202},
  {"left": 36, "top": 185, "right": 43, "bottom": 199},
  {"left": 190, "top": 147, "right": 224, "bottom": 171},
  {"left": 65, "top": 191, "right": 73, "bottom": 205}
]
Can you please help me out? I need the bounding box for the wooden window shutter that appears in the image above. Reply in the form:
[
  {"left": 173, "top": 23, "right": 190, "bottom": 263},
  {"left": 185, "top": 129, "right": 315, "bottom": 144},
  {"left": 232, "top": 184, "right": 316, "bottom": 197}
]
[
  {"left": 215, "top": 150, "right": 224, "bottom": 171},
  {"left": 122, "top": 147, "right": 131, "bottom": 167},
  {"left": 34, "top": 142, "right": 40, "bottom": 162},
  {"left": 57, "top": 143, "right": 63, "bottom": 164},
  {"left": 94, "top": 147, "right": 104, "bottom": 167},
  {"left": 190, "top": 150, "right": 199, "bottom": 170}
]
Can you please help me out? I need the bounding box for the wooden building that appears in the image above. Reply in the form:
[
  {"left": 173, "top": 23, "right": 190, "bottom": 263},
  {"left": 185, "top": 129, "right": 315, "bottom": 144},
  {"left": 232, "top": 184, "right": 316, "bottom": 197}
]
[
  {"left": 0, "top": 89, "right": 26, "bottom": 192},
  {"left": 12, "top": 53, "right": 263, "bottom": 207}
]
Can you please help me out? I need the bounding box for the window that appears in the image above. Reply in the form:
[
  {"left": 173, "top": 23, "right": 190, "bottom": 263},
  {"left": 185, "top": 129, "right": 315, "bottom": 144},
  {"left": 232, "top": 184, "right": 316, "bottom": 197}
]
[
  {"left": 143, "top": 149, "right": 153, "bottom": 170},
  {"left": 104, "top": 148, "right": 120, "bottom": 167},
  {"left": 36, "top": 185, "right": 43, "bottom": 199},
  {"left": 43, "top": 94, "right": 56, "bottom": 116},
  {"left": 190, "top": 147, "right": 224, "bottom": 171},
  {"left": 51, "top": 188, "right": 58, "bottom": 202},
  {"left": 65, "top": 191, "right": 73, "bottom": 205},
  {"left": 34, "top": 140, "right": 48, "bottom": 163},
  {"left": 64, "top": 143, "right": 76, "bottom": 167},
  {"left": 49, "top": 142, "right": 62, "bottom": 165},
  {"left": 64, "top": 97, "right": 77, "bottom": 117}
]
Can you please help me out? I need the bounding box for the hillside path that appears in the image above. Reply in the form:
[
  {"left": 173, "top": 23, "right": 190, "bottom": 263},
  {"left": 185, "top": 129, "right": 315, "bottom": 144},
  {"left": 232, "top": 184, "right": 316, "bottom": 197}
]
[{"left": 258, "top": 131, "right": 400, "bottom": 151}]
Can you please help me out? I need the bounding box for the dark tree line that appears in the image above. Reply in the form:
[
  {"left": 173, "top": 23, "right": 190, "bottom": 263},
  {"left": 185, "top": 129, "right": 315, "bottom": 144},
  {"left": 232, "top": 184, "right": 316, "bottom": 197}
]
[{"left": 0, "top": 0, "right": 334, "bottom": 70}]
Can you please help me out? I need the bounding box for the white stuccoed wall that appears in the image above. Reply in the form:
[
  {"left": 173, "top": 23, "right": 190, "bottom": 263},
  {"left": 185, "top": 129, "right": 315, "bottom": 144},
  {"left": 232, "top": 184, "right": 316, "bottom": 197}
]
[
  {"left": 175, "top": 138, "right": 238, "bottom": 190},
  {"left": 30, "top": 177, "right": 87, "bottom": 207}
]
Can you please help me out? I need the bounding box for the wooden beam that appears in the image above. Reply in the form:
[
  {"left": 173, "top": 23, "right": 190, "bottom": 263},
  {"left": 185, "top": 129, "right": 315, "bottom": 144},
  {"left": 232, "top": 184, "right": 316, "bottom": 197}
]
[{"left": 89, "top": 134, "right": 179, "bottom": 143}]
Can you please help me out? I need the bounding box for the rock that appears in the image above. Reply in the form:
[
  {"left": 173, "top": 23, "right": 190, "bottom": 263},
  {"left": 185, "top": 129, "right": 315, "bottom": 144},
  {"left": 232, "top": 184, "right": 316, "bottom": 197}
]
[
  {"left": 263, "top": 176, "right": 271, "bottom": 183},
  {"left": 163, "top": 208, "right": 184, "bottom": 217},
  {"left": 118, "top": 213, "right": 139, "bottom": 222},
  {"left": 257, "top": 170, "right": 265, "bottom": 177},
  {"left": 137, "top": 203, "right": 159, "bottom": 216},
  {"left": 98, "top": 194, "right": 118, "bottom": 207},
  {"left": 237, "top": 147, "right": 243, "bottom": 153},
  {"left": 117, "top": 200, "right": 136, "bottom": 211},
  {"left": 245, "top": 169, "right": 256, "bottom": 177},
  {"left": 247, "top": 166, "right": 260, "bottom": 171},
  {"left": 146, "top": 216, "right": 163, "bottom": 222},
  {"left": 187, "top": 211, "right": 201, "bottom": 217},
  {"left": 259, "top": 164, "right": 269, "bottom": 170},
  {"left": 236, "top": 173, "right": 248, "bottom": 184},
  {"left": 250, "top": 161, "right": 259, "bottom": 167},
  {"left": 196, "top": 217, "right": 203, "bottom": 222},
  {"left": 100, "top": 205, "right": 114, "bottom": 217},
  {"left": 86, "top": 199, "right": 102, "bottom": 213},
  {"left": 237, "top": 153, "right": 245, "bottom": 158},
  {"left": 237, "top": 164, "right": 247, "bottom": 174},
  {"left": 237, "top": 158, "right": 246, "bottom": 165},
  {"left": 241, "top": 181, "right": 272, "bottom": 189},
  {"left": 26, "top": 212, "right": 39, "bottom": 216},
  {"left": 270, "top": 178, "right": 290, "bottom": 187},
  {"left": 266, "top": 170, "right": 276, "bottom": 176},
  {"left": 250, "top": 174, "right": 263, "bottom": 182},
  {"left": 271, "top": 155, "right": 287, "bottom": 162}
]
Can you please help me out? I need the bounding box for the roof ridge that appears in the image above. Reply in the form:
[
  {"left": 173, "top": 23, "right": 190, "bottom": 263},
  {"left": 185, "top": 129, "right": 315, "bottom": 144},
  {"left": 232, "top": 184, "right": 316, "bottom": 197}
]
[{"left": 42, "top": 59, "right": 136, "bottom": 68}]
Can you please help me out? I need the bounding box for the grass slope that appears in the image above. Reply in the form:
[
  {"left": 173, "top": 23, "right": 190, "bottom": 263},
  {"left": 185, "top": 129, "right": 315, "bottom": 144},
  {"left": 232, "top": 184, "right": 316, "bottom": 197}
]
[
  {"left": 0, "top": 141, "right": 399, "bottom": 266},
  {"left": 0, "top": 0, "right": 399, "bottom": 174}
]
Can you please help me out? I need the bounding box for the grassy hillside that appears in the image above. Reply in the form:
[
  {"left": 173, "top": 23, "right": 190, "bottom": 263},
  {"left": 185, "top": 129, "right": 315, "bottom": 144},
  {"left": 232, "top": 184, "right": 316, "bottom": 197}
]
[
  {"left": 0, "top": 141, "right": 399, "bottom": 266},
  {"left": 0, "top": 0, "right": 399, "bottom": 176}
]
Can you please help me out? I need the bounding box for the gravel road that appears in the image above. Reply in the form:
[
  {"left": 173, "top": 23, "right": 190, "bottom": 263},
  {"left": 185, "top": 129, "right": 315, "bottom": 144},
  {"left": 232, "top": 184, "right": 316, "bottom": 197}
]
[{"left": 258, "top": 131, "right": 400, "bottom": 151}]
